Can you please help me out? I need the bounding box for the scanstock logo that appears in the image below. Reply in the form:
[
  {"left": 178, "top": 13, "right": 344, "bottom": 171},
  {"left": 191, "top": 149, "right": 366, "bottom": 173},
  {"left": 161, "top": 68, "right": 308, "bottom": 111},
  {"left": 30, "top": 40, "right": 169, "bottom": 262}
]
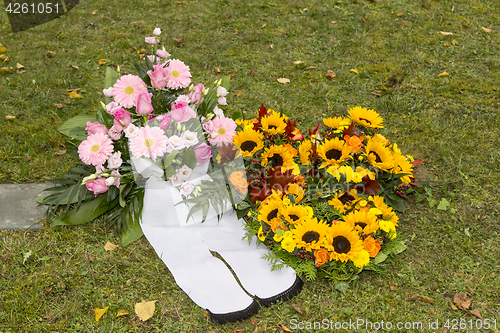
[{"left": 4, "top": 0, "right": 80, "bottom": 32}]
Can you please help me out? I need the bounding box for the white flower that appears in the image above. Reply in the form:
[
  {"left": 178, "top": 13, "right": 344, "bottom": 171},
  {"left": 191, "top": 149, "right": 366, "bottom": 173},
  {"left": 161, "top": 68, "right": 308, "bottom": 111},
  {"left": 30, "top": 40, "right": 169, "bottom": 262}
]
[
  {"left": 170, "top": 173, "right": 182, "bottom": 187},
  {"left": 213, "top": 106, "right": 224, "bottom": 117},
  {"left": 103, "top": 87, "right": 114, "bottom": 97},
  {"left": 216, "top": 86, "right": 228, "bottom": 105},
  {"left": 105, "top": 101, "right": 121, "bottom": 114},
  {"left": 105, "top": 177, "right": 116, "bottom": 187},
  {"left": 177, "top": 165, "right": 192, "bottom": 181},
  {"left": 107, "top": 151, "right": 122, "bottom": 169},
  {"left": 179, "top": 181, "right": 195, "bottom": 196},
  {"left": 153, "top": 27, "right": 162, "bottom": 36},
  {"left": 168, "top": 135, "right": 187, "bottom": 151},
  {"left": 181, "top": 130, "right": 199, "bottom": 147},
  {"left": 124, "top": 123, "right": 139, "bottom": 138}
]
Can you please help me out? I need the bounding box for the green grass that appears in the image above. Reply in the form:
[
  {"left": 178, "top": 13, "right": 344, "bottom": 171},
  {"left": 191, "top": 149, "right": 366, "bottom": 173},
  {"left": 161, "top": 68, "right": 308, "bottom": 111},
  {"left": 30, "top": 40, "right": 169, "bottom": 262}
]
[{"left": 1, "top": 0, "right": 500, "bottom": 331}]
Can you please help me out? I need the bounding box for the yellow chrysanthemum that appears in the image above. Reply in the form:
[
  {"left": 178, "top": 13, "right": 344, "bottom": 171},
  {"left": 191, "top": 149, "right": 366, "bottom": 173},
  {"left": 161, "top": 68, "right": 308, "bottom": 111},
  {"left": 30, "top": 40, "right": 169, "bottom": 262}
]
[
  {"left": 261, "top": 111, "right": 287, "bottom": 135},
  {"left": 257, "top": 225, "right": 266, "bottom": 241},
  {"left": 257, "top": 198, "right": 284, "bottom": 225},
  {"left": 285, "top": 183, "right": 304, "bottom": 203},
  {"left": 235, "top": 118, "right": 255, "bottom": 129},
  {"left": 379, "top": 220, "right": 397, "bottom": 239},
  {"left": 364, "top": 138, "right": 394, "bottom": 171},
  {"left": 298, "top": 139, "right": 313, "bottom": 166},
  {"left": 281, "top": 204, "right": 313, "bottom": 225},
  {"left": 352, "top": 249, "right": 370, "bottom": 268},
  {"left": 233, "top": 127, "right": 264, "bottom": 157},
  {"left": 343, "top": 209, "right": 379, "bottom": 235},
  {"left": 281, "top": 236, "right": 297, "bottom": 252},
  {"left": 317, "top": 137, "right": 352, "bottom": 168},
  {"left": 348, "top": 106, "right": 384, "bottom": 129},
  {"left": 392, "top": 152, "right": 414, "bottom": 183},
  {"left": 328, "top": 189, "right": 362, "bottom": 214},
  {"left": 261, "top": 145, "right": 297, "bottom": 173},
  {"left": 323, "top": 117, "right": 351, "bottom": 132},
  {"left": 327, "top": 165, "right": 364, "bottom": 183},
  {"left": 325, "top": 222, "right": 365, "bottom": 263},
  {"left": 291, "top": 217, "right": 330, "bottom": 252}
]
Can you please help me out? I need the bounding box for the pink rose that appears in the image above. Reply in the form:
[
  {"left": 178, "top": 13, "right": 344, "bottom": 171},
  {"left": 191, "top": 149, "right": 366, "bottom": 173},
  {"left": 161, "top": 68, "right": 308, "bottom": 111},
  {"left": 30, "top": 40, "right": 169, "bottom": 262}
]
[
  {"left": 170, "top": 101, "right": 196, "bottom": 123},
  {"left": 188, "top": 83, "right": 204, "bottom": 105},
  {"left": 193, "top": 143, "right": 212, "bottom": 162},
  {"left": 136, "top": 92, "right": 154, "bottom": 115},
  {"left": 85, "top": 121, "right": 108, "bottom": 136},
  {"left": 86, "top": 178, "right": 108, "bottom": 197},
  {"left": 147, "top": 65, "right": 170, "bottom": 89},
  {"left": 160, "top": 114, "right": 171, "bottom": 130},
  {"left": 112, "top": 108, "right": 132, "bottom": 130}
]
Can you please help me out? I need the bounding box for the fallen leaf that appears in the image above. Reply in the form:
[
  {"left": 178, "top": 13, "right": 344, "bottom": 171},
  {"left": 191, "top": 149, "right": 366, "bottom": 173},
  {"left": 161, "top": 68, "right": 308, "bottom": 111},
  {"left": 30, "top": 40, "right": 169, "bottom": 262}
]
[
  {"left": 469, "top": 309, "right": 483, "bottom": 319},
  {"left": 234, "top": 27, "right": 238, "bottom": 34},
  {"left": 54, "top": 150, "right": 67, "bottom": 155},
  {"left": 350, "top": 68, "right": 359, "bottom": 74},
  {"left": 135, "top": 300, "right": 157, "bottom": 321},
  {"left": 215, "top": 67, "right": 221, "bottom": 74},
  {"left": 95, "top": 307, "right": 108, "bottom": 321},
  {"left": 481, "top": 27, "right": 492, "bottom": 33},
  {"left": 104, "top": 242, "right": 119, "bottom": 251},
  {"left": 292, "top": 304, "right": 303, "bottom": 314},
  {"left": 1, "top": 67, "right": 13, "bottom": 72},
  {"left": 269, "top": 43, "right": 273, "bottom": 48},
  {"left": 91, "top": 10, "right": 97, "bottom": 14},
  {"left": 88, "top": 255, "right": 95, "bottom": 263},
  {"left": 453, "top": 293, "right": 472, "bottom": 310},
  {"left": 47, "top": 51, "right": 57, "bottom": 56},
  {"left": 326, "top": 70, "right": 336, "bottom": 80},
  {"left": 175, "top": 1, "right": 185, "bottom": 3},
  {"left": 3, "top": 56, "right": 10, "bottom": 62},
  {"left": 65, "top": 88, "right": 81, "bottom": 93},
  {"left": 98, "top": 59, "right": 106, "bottom": 65},
  {"left": 451, "top": 39, "right": 457, "bottom": 45},
  {"left": 136, "top": 49, "right": 147, "bottom": 54},
  {"left": 305, "top": 66, "right": 317, "bottom": 70},
  {"left": 277, "top": 78, "right": 290, "bottom": 84},
  {"left": 440, "top": 31, "right": 453, "bottom": 35},
  {"left": 261, "top": 23, "right": 267, "bottom": 28},
  {"left": 16, "top": 63, "right": 24, "bottom": 69},
  {"left": 69, "top": 64, "right": 79, "bottom": 70},
  {"left": 389, "top": 285, "right": 398, "bottom": 291},
  {"left": 1, "top": 253, "right": 10, "bottom": 261},
  {"left": 277, "top": 323, "right": 291, "bottom": 332},
  {"left": 405, "top": 295, "right": 433, "bottom": 304},
  {"left": 234, "top": 330, "right": 244, "bottom": 333},
  {"left": 330, "top": 21, "right": 336, "bottom": 24},
  {"left": 0, "top": 54, "right": 6, "bottom": 60},
  {"left": 449, "top": 301, "right": 458, "bottom": 310},
  {"left": 0, "top": 45, "right": 6, "bottom": 53},
  {"left": 247, "top": 68, "right": 256, "bottom": 76},
  {"left": 293, "top": 60, "right": 303, "bottom": 65},
  {"left": 116, "top": 310, "right": 129, "bottom": 317},
  {"left": 69, "top": 91, "right": 82, "bottom": 98},
  {"left": 6, "top": 115, "right": 16, "bottom": 120},
  {"left": 126, "top": 279, "right": 132, "bottom": 286},
  {"left": 397, "top": 12, "right": 404, "bottom": 16},
  {"left": 172, "top": 38, "right": 183, "bottom": 43},
  {"left": 250, "top": 316, "right": 258, "bottom": 333},
  {"left": 438, "top": 71, "right": 449, "bottom": 77},
  {"left": 236, "top": 90, "right": 242, "bottom": 96},
  {"left": 371, "top": 91, "right": 382, "bottom": 97},
  {"left": 53, "top": 103, "right": 64, "bottom": 108},
  {"left": 402, "top": 20, "right": 406, "bottom": 28}
]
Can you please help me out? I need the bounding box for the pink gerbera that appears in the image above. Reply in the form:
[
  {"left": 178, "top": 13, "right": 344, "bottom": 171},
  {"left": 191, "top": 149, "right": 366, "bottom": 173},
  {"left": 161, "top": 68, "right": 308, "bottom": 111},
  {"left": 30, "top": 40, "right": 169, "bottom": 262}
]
[
  {"left": 166, "top": 59, "right": 191, "bottom": 89},
  {"left": 112, "top": 75, "right": 148, "bottom": 108},
  {"left": 207, "top": 116, "right": 237, "bottom": 145},
  {"left": 129, "top": 126, "right": 169, "bottom": 160},
  {"left": 78, "top": 133, "right": 114, "bottom": 166}
]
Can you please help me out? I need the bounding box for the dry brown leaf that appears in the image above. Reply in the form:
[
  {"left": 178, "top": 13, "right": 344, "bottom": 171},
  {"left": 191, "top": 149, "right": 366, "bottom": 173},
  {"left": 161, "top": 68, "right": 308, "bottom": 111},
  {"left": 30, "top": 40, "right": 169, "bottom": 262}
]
[
  {"left": 215, "top": 67, "right": 221, "bottom": 74},
  {"left": 233, "top": 330, "right": 244, "bottom": 333},
  {"left": 98, "top": 59, "right": 106, "bottom": 65},
  {"left": 481, "top": 27, "right": 492, "bottom": 33},
  {"left": 95, "top": 307, "right": 108, "bottom": 321},
  {"left": 47, "top": 51, "right": 56, "bottom": 56},
  {"left": 292, "top": 304, "right": 303, "bottom": 314},
  {"left": 389, "top": 285, "right": 398, "bottom": 291},
  {"left": 277, "top": 323, "right": 291, "bottom": 332},
  {"left": 469, "top": 309, "right": 483, "bottom": 319},
  {"left": 449, "top": 300, "right": 458, "bottom": 310},
  {"left": 234, "top": 27, "right": 238, "bottom": 34},
  {"left": 3, "top": 56, "right": 10, "bottom": 62},
  {"left": 453, "top": 293, "right": 472, "bottom": 310},
  {"left": 326, "top": 70, "right": 336, "bottom": 80},
  {"left": 261, "top": 23, "right": 267, "bottom": 28},
  {"left": 135, "top": 300, "right": 157, "bottom": 321},
  {"left": 173, "top": 38, "right": 183, "bottom": 43},
  {"left": 443, "top": 327, "right": 448, "bottom": 333},
  {"left": 250, "top": 316, "right": 258, "bottom": 333},
  {"left": 293, "top": 60, "right": 303, "bottom": 65},
  {"left": 53, "top": 103, "right": 64, "bottom": 109},
  {"left": 70, "top": 65, "right": 79, "bottom": 70},
  {"left": 116, "top": 310, "right": 129, "bottom": 317},
  {"left": 397, "top": 12, "right": 404, "bottom": 16},
  {"left": 64, "top": 88, "right": 81, "bottom": 93},
  {"left": 126, "top": 279, "right": 132, "bottom": 286},
  {"left": 440, "top": 31, "right": 453, "bottom": 35},
  {"left": 5, "top": 115, "right": 16, "bottom": 120},
  {"left": 277, "top": 78, "right": 290, "bottom": 84},
  {"left": 1, "top": 253, "right": 10, "bottom": 261},
  {"left": 88, "top": 255, "right": 95, "bottom": 263},
  {"left": 91, "top": 10, "right": 97, "bottom": 14},
  {"left": 405, "top": 295, "right": 433, "bottom": 304},
  {"left": 305, "top": 66, "right": 317, "bottom": 70},
  {"left": 371, "top": 90, "right": 382, "bottom": 97},
  {"left": 330, "top": 21, "right": 336, "bottom": 24},
  {"left": 104, "top": 242, "right": 119, "bottom": 252},
  {"left": 54, "top": 150, "right": 67, "bottom": 155}
]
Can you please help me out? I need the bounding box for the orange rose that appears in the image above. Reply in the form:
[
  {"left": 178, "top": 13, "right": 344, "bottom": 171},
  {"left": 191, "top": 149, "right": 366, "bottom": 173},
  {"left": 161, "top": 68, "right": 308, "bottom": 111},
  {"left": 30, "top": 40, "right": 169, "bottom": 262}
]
[
  {"left": 364, "top": 236, "right": 381, "bottom": 257},
  {"left": 344, "top": 134, "right": 364, "bottom": 153},
  {"left": 228, "top": 171, "right": 248, "bottom": 194},
  {"left": 314, "top": 248, "right": 330, "bottom": 267}
]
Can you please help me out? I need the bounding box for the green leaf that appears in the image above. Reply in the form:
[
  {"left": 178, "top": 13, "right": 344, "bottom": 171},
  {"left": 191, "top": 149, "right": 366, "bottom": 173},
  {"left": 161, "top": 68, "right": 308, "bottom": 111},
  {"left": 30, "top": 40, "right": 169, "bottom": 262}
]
[
  {"left": 52, "top": 195, "right": 118, "bottom": 227},
  {"left": 372, "top": 251, "right": 388, "bottom": 264},
  {"left": 121, "top": 220, "right": 143, "bottom": 246},
  {"left": 334, "top": 282, "right": 350, "bottom": 294},
  {"left": 385, "top": 196, "right": 406, "bottom": 213},
  {"left": 389, "top": 241, "right": 407, "bottom": 255},
  {"left": 231, "top": 110, "right": 242, "bottom": 121},
  {"left": 104, "top": 66, "right": 121, "bottom": 104},
  {"left": 183, "top": 149, "right": 197, "bottom": 170},
  {"left": 437, "top": 198, "right": 450, "bottom": 211},
  {"left": 221, "top": 75, "right": 231, "bottom": 90},
  {"left": 23, "top": 250, "right": 32, "bottom": 265},
  {"left": 427, "top": 197, "right": 437, "bottom": 208},
  {"left": 58, "top": 114, "right": 96, "bottom": 141},
  {"left": 164, "top": 150, "right": 179, "bottom": 167}
]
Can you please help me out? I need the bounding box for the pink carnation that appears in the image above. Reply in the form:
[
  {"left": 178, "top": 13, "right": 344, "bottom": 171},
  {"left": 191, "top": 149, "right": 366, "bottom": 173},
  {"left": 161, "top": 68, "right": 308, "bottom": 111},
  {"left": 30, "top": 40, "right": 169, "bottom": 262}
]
[
  {"left": 129, "top": 126, "right": 169, "bottom": 160},
  {"left": 78, "top": 133, "right": 114, "bottom": 166},
  {"left": 86, "top": 178, "right": 109, "bottom": 197},
  {"left": 112, "top": 74, "right": 148, "bottom": 108},
  {"left": 85, "top": 121, "right": 108, "bottom": 136},
  {"left": 166, "top": 59, "right": 191, "bottom": 89},
  {"left": 207, "top": 116, "right": 237, "bottom": 145}
]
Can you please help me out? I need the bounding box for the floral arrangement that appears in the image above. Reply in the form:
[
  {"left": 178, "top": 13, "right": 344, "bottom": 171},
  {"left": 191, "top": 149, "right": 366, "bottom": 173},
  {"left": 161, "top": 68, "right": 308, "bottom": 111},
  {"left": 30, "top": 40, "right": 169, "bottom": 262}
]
[
  {"left": 231, "top": 105, "right": 423, "bottom": 283},
  {"left": 41, "top": 28, "right": 244, "bottom": 244}
]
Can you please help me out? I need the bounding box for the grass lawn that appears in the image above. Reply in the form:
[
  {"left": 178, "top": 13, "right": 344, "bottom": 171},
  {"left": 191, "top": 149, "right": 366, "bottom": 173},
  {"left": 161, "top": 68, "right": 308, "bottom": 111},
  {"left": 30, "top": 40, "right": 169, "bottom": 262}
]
[{"left": 1, "top": 0, "right": 499, "bottom": 331}]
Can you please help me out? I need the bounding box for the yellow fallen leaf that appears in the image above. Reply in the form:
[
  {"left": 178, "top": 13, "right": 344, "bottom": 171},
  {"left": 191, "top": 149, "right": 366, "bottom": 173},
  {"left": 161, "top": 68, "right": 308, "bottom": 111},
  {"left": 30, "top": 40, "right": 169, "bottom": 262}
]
[
  {"left": 69, "top": 64, "right": 79, "bottom": 70},
  {"left": 135, "top": 300, "right": 157, "bottom": 321},
  {"left": 350, "top": 68, "right": 359, "bottom": 74},
  {"left": 95, "top": 307, "right": 108, "bottom": 321},
  {"left": 69, "top": 91, "right": 82, "bottom": 98},
  {"left": 1, "top": 67, "right": 13, "bottom": 72},
  {"left": 98, "top": 59, "right": 106, "bottom": 65},
  {"left": 0, "top": 46, "right": 6, "bottom": 53},
  {"left": 104, "top": 242, "right": 119, "bottom": 251},
  {"left": 293, "top": 60, "right": 303, "bottom": 65},
  {"left": 0, "top": 54, "right": 6, "bottom": 60},
  {"left": 236, "top": 90, "right": 242, "bottom": 96},
  {"left": 6, "top": 115, "right": 16, "bottom": 120},
  {"left": 116, "top": 310, "right": 129, "bottom": 317},
  {"left": 277, "top": 78, "right": 290, "bottom": 84},
  {"left": 215, "top": 67, "right": 221, "bottom": 74},
  {"left": 3, "top": 56, "right": 10, "bottom": 62},
  {"left": 451, "top": 39, "right": 457, "bottom": 45},
  {"left": 136, "top": 49, "right": 147, "bottom": 54},
  {"left": 438, "top": 71, "right": 449, "bottom": 77},
  {"left": 440, "top": 31, "right": 453, "bottom": 35},
  {"left": 91, "top": 10, "right": 97, "bottom": 14},
  {"left": 481, "top": 27, "right": 492, "bottom": 33},
  {"left": 326, "top": 70, "right": 336, "bottom": 80},
  {"left": 261, "top": 23, "right": 267, "bottom": 29},
  {"left": 330, "top": 21, "right": 336, "bottom": 24},
  {"left": 16, "top": 63, "right": 24, "bottom": 69},
  {"left": 65, "top": 88, "right": 81, "bottom": 94}
]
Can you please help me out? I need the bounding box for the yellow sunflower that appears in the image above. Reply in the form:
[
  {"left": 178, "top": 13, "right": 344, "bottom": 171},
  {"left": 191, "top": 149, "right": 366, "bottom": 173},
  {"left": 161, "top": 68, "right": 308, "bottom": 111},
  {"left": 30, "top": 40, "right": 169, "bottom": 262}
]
[
  {"left": 364, "top": 138, "right": 394, "bottom": 171},
  {"left": 298, "top": 139, "right": 313, "bottom": 166},
  {"left": 323, "top": 116, "right": 351, "bottom": 132},
  {"left": 355, "top": 166, "right": 376, "bottom": 180},
  {"left": 317, "top": 137, "right": 352, "bottom": 168},
  {"left": 291, "top": 217, "right": 330, "bottom": 252},
  {"left": 235, "top": 118, "right": 256, "bottom": 130},
  {"left": 328, "top": 189, "right": 362, "bottom": 214},
  {"left": 325, "top": 222, "right": 365, "bottom": 263},
  {"left": 343, "top": 209, "right": 379, "bottom": 235},
  {"left": 392, "top": 152, "right": 414, "bottom": 183},
  {"left": 370, "top": 195, "right": 399, "bottom": 227},
  {"left": 348, "top": 106, "right": 384, "bottom": 129},
  {"left": 285, "top": 183, "right": 304, "bottom": 203},
  {"left": 233, "top": 128, "right": 264, "bottom": 157},
  {"left": 261, "top": 111, "right": 288, "bottom": 135},
  {"left": 257, "top": 198, "right": 284, "bottom": 225},
  {"left": 261, "top": 145, "right": 297, "bottom": 173},
  {"left": 281, "top": 204, "right": 313, "bottom": 225}
]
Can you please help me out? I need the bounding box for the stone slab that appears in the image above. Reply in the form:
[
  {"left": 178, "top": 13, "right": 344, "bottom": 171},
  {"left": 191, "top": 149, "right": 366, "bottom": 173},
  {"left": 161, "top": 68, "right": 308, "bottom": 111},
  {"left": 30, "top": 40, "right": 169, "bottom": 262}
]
[{"left": 0, "top": 183, "right": 53, "bottom": 230}]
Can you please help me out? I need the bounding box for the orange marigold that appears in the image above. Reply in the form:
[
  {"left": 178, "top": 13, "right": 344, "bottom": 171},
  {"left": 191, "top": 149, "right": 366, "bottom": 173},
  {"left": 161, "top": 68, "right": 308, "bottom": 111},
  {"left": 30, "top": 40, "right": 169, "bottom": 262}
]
[
  {"left": 314, "top": 248, "right": 330, "bottom": 267},
  {"left": 363, "top": 236, "right": 381, "bottom": 258}
]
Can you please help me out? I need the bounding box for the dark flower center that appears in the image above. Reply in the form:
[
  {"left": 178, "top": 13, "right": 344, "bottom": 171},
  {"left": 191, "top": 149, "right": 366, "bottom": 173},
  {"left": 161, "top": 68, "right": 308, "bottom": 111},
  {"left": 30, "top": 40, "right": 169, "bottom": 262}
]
[
  {"left": 267, "top": 209, "right": 279, "bottom": 221},
  {"left": 289, "top": 214, "right": 300, "bottom": 221},
  {"left": 302, "top": 231, "right": 320, "bottom": 243},
  {"left": 241, "top": 140, "right": 257, "bottom": 152},
  {"left": 359, "top": 117, "right": 372, "bottom": 125},
  {"left": 325, "top": 148, "right": 342, "bottom": 160},
  {"left": 355, "top": 222, "right": 367, "bottom": 229},
  {"left": 338, "top": 192, "right": 355, "bottom": 205},
  {"left": 371, "top": 151, "right": 383, "bottom": 163},
  {"left": 270, "top": 153, "right": 284, "bottom": 167},
  {"left": 268, "top": 125, "right": 278, "bottom": 130},
  {"left": 332, "top": 236, "right": 351, "bottom": 254}
]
